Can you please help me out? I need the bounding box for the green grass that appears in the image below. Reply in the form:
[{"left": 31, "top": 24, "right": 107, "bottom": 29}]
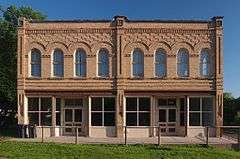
[{"left": 0, "top": 141, "right": 240, "bottom": 159}]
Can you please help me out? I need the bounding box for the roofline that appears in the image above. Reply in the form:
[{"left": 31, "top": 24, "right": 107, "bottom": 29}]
[{"left": 29, "top": 19, "right": 211, "bottom": 24}]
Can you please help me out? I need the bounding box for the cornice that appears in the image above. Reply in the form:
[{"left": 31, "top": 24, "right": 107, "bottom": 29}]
[{"left": 25, "top": 28, "right": 213, "bottom": 35}]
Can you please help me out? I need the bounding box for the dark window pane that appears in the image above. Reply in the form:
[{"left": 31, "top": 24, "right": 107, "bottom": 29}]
[
  {"left": 41, "top": 112, "right": 52, "bottom": 126},
  {"left": 41, "top": 98, "right": 52, "bottom": 111},
  {"left": 139, "top": 112, "right": 150, "bottom": 126},
  {"left": 180, "top": 112, "right": 185, "bottom": 126},
  {"left": 202, "top": 97, "right": 213, "bottom": 111},
  {"left": 189, "top": 113, "right": 200, "bottom": 126},
  {"left": 104, "top": 97, "right": 115, "bottom": 111},
  {"left": 159, "top": 109, "right": 166, "bottom": 122},
  {"left": 126, "top": 98, "right": 137, "bottom": 111},
  {"left": 180, "top": 98, "right": 185, "bottom": 111},
  {"left": 91, "top": 97, "right": 102, "bottom": 111},
  {"left": 126, "top": 113, "right": 137, "bottom": 126},
  {"left": 168, "top": 98, "right": 176, "bottom": 106},
  {"left": 56, "top": 98, "right": 61, "bottom": 111},
  {"left": 56, "top": 112, "right": 61, "bottom": 126},
  {"left": 65, "top": 99, "right": 74, "bottom": 107},
  {"left": 139, "top": 98, "right": 150, "bottom": 111},
  {"left": 65, "top": 109, "right": 72, "bottom": 122},
  {"left": 202, "top": 112, "right": 213, "bottom": 126},
  {"left": 168, "top": 109, "right": 176, "bottom": 122},
  {"left": 75, "top": 99, "right": 83, "bottom": 106},
  {"left": 104, "top": 112, "right": 115, "bottom": 126},
  {"left": 28, "top": 98, "right": 39, "bottom": 111},
  {"left": 74, "top": 109, "right": 82, "bottom": 122},
  {"left": 189, "top": 98, "right": 200, "bottom": 111},
  {"left": 91, "top": 112, "right": 102, "bottom": 126},
  {"left": 169, "top": 128, "right": 175, "bottom": 133},
  {"left": 28, "top": 113, "right": 39, "bottom": 125},
  {"left": 158, "top": 99, "right": 167, "bottom": 106}
]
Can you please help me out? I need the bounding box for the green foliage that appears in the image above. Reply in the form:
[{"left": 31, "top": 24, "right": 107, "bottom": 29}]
[
  {"left": 0, "top": 142, "right": 240, "bottom": 159},
  {"left": 223, "top": 92, "right": 240, "bottom": 125},
  {"left": 0, "top": 5, "right": 46, "bottom": 128}
]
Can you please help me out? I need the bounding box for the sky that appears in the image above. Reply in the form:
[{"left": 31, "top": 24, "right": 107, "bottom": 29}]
[{"left": 1, "top": 0, "right": 240, "bottom": 97}]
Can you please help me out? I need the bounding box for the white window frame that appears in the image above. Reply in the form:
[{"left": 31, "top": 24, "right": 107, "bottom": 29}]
[
  {"left": 125, "top": 96, "right": 151, "bottom": 127},
  {"left": 177, "top": 48, "right": 189, "bottom": 78},
  {"left": 131, "top": 49, "right": 144, "bottom": 78},
  {"left": 74, "top": 49, "right": 87, "bottom": 77},
  {"left": 29, "top": 49, "right": 41, "bottom": 77},
  {"left": 189, "top": 96, "right": 214, "bottom": 127},
  {"left": 200, "top": 49, "right": 211, "bottom": 77},
  {"left": 154, "top": 49, "right": 167, "bottom": 78},
  {"left": 91, "top": 96, "right": 115, "bottom": 127},
  {"left": 51, "top": 49, "right": 64, "bottom": 77}
]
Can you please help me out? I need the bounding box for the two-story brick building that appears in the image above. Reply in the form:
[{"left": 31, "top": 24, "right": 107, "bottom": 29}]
[{"left": 17, "top": 16, "right": 224, "bottom": 138}]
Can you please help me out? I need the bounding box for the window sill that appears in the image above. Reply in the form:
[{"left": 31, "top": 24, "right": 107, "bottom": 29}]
[
  {"left": 152, "top": 77, "right": 167, "bottom": 80},
  {"left": 26, "top": 77, "right": 42, "bottom": 80},
  {"left": 48, "top": 77, "right": 64, "bottom": 80},
  {"left": 129, "top": 77, "right": 144, "bottom": 80},
  {"left": 72, "top": 77, "right": 87, "bottom": 80},
  {"left": 93, "top": 77, "right": 111, "bottom": 80}
]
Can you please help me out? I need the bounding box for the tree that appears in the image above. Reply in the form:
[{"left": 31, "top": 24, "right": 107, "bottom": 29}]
[{"left": 0, "top": 5, "right": 46, "bottom": 128}]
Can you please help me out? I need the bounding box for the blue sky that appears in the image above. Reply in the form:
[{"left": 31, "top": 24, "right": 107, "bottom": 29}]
[{"left": 1, "top": 0, "right": 240, "bottom": 97}]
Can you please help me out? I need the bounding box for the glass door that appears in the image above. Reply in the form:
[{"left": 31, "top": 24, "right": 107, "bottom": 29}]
[{"left": 158, "top": 108, "right": 176, "bottom": 135}]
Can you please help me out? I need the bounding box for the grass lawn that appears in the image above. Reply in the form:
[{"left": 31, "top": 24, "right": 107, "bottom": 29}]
[{"left": 0, "top": 141, "right": 240, "bottom": 159}]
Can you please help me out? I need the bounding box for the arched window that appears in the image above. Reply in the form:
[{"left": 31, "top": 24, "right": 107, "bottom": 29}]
[
  {"left": 98, "top": 49, "right": 109, "bottom": 77},
  {"left": 155, "top": 49, "right": 167, "bottom": 77},
  {"left": 53, "top": 49, "right": 64, "bottom": 77},
  {"left": 132, "top": 49, "right": 144, "bottom": 77},
  {"left": 75, "top": 49, "right": 86, "bottom": 77},
  {"left": 177, "top": 48, "right": 189, "bottom": 77},
  {"left": 30, "top": 49, "right": 41, "bottom": 77},
  {"left": 200, "top": 49, "right": 211, "bottom": 77}
]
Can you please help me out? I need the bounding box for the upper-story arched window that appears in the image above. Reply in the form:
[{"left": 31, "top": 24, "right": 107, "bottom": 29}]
[
  {"left": 98, "top": 49, "right": 109, "bottom": 77},
  {"left": 30, "top": 48, "right": 41, "bottom": 77},
  {"left": 75, "top": 49, "right": 86, "bottom": 77},
  {"left": 177, "top": 48, "right": 189, "bottom": 77},
  {"left": 53, "top": 49, "right": 64, "bottom": 77},
  {"left": 155, "top": 49, "right": 167, "bottom": 77},
  {"left": 132, "top": 48, "right": 144, "bottom": 77},
  {"left": 200, "top": 49, "right": 211, "bottom": 77}
]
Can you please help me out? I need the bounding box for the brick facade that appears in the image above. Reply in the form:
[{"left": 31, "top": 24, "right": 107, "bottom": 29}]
[{"left": 17, "top": 16, "right": 224, "bottom": 137}]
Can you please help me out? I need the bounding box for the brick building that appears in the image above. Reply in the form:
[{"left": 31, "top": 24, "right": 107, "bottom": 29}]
[{"left": 17, "top": 16, "right": 224, "bottom": 138}]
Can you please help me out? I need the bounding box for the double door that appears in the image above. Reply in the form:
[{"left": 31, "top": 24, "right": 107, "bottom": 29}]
[
  {"left": 158, "top": 108, "right": 177, "bottom": 135},
  {"left": 63, "top": 108, "right": 83, "bottom": 135}
]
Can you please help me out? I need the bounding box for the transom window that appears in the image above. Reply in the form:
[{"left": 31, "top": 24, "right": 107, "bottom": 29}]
[
  {"left": 30, "top": 48, "right": 41, "bottom": 77},
  {"left": 189, "top": 97, "right": 213, "bottom": 126},
  {"left": 91, "top": 97, "right": 115, "bottom": 126},
  {"left": 75, "top": 49, "right": 86, "bottom": 77},
  {"left": 53, "top": 49, "right": 64, "bottom": 77},
  {"left": 200, "top": 49, "right": 211, "bottom": 77},
  {"left": 155, "top": 49, "right": 167, "bottom": 77},
  {"left": 126, "top": 97, "right": 150, "bottom": 126},
  {"left": 132, "top": 49, "right": 144, "bottom": 77},
  {"left": 177, "top": 48, "right": 189, "bottom": 77},
  {"left": 98, "top": 49, "right": 109, "bottom": 77}
]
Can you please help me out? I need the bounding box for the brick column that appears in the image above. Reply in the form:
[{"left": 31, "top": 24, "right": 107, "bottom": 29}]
[{"left": 116, "top": 90, "right": 124, "bottom": 137}]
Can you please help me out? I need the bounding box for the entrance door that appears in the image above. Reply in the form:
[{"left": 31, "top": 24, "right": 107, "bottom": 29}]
[
  {"left": 63, "top": 98, "right": 84, "bottom": 135},
  {"left": 158, "top": 108, "right": 177, "bottom": 135}
]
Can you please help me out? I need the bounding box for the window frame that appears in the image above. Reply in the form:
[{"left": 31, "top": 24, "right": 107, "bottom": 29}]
[
  {"left": 97, "top": 49, "right": 109, "bottom": 78},
  {"left": 74, "top": 49, "right": 87, "bottom": 77},
  {"left": 132, "top": 48, "right": 144, "bottom": 78},
  {"left": 177, "top": 48, "right": 189, "bottom": 78},
  {"left": 29, "top": 48, "right": 41, "bottom": 77},
  {"left": 154, "top": 49, "right": 167, "bottom": 78},
  {"left": 189, "top": 96, "right": 214, "bottom": 127},
  {"left": 125, "top": 97, "right": 151, "bottom": 127},
  {"left": 52, "top": 49, "right": 64, "bottom": 77},
  {"left": 91, "top": 97, "right": 115, "bottom": 127},
  {"left": 28, "top": 97, "right": 52, "bottom": 126},
  {"left": 200, "top": 49, "right": 211, "bottom": 78}
]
